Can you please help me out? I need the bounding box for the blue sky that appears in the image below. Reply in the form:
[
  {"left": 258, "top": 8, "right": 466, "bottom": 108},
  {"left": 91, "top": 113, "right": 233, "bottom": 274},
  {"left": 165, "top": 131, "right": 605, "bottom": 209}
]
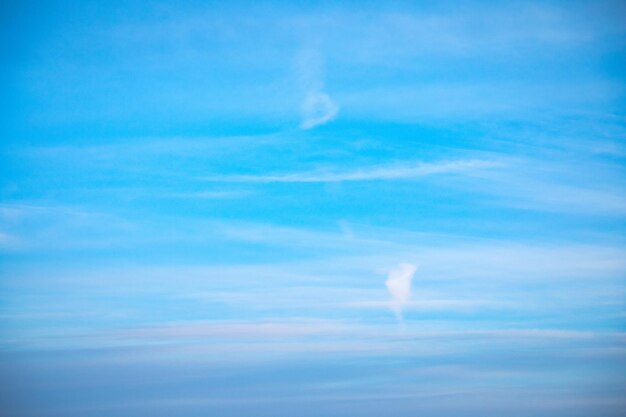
[{"left": 1, "top": 1, "right": 626, "bottom": 416}]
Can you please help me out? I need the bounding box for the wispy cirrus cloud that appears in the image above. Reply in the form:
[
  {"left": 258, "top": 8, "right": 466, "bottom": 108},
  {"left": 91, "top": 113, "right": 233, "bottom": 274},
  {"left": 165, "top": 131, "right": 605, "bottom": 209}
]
[
  {"left": 300, "top": 91, "right": 339, "bottom": 129},
  {"left": 201, "top": 159, "right": 499, "bottom": 183},
  {"left": 159, "top": 190, "right": 251, "bottom": 200},
  {"left": 296, "top": 47, "right": 339, "bottom": 129}
]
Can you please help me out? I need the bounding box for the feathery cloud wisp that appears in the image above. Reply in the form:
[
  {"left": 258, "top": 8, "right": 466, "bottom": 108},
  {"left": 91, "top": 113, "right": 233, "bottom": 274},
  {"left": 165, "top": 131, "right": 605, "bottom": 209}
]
[
  {"left": 200, "top": 159, "right": 499, "bottom": 183},
  {"left": 296, "top": 48, "right": 339, "bottom": 129},
  {"left": 300, "top": 92, "right": 339, "bottom": 129},
  {"left": 385, "top": 263, "right": 417, "bottom": 323}
]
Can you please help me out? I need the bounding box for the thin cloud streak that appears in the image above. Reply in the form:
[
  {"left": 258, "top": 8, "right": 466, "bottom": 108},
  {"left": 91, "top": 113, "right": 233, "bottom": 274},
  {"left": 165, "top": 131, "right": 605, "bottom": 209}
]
[{"left": 201, "top": 159, "right": 500, "bottom": 183}]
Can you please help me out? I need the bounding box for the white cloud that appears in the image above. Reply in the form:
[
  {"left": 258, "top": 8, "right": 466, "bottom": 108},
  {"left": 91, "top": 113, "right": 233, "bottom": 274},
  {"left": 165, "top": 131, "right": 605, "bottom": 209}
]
[
  {"left": 385, "top": 263, "right": 417, "bottom": 323},
  {"left": 300, "top": 91, "right": 339, "bottom": 129},
  {"left": 201, "top": 159, "right": 499, "bottom": 183},
  {"left": 296, "top": 47, "right": 339, "bottom": 129},
  {"left": 161, "top": 190, "right": 251, "bottom": 200}
]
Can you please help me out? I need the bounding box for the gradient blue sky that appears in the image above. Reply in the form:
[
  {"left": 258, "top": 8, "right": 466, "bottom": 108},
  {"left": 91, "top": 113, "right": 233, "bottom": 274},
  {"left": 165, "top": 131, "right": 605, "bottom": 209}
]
[{"left": 1, "top": 1, "right": 626, "bottom": 416}]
